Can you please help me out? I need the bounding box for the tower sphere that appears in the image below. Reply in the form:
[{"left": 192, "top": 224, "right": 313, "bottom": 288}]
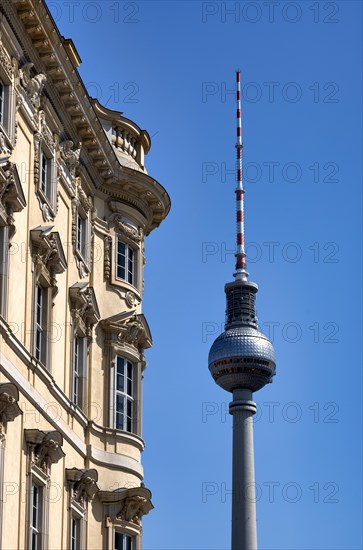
[
  {"left": 208, "top": 325, "right": 276, "bottom": 393},
  {"left": 208, "top": 280, "right": 276, "bottom": 393}
]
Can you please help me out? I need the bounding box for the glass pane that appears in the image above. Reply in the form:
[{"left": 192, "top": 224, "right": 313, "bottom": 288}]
[
  {"left": 0, "top": 81, "right": 3, "bottom": 124},
  {"left": 116, "top": 395, "right": 124, "bottom": 429},
  {"left": 117, "top": 372, "right": 125, "bottom": 392},
  {"left": 127, "top": 247, "right": 134, "bottom": 284},
  {"left": 114, "top": 532, "right": 123, "bottom": 550},
  {"left": 32, "top": 485, "right": 38, "bottom": 527}
]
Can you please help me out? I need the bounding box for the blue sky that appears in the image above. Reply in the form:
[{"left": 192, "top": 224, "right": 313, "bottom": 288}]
[{"left": 47, "top": 1, "right": 362, "bottom": 548}]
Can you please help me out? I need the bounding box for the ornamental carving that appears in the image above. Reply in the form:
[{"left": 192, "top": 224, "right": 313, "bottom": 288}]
[
  {"left": 30, "top": 226, "right": 67, "bottom": 289},
  {"left": 39, "top": 111, "right": 56, "bottom": 151},
  {"left": 69, "top": 283, "right": 100, "bottom": 338},
  {"left": 0, "top": 37, "right": 16, "bottom": 80},
  {"left": 98, "top": 486, "right": 153, "bottom": 526},
  {"left": 19, "top": 62, "right": 46, "bottom": 110},
  {"left": 0, "top": 161, "right": 26, "bottom": 234},
  {"left": 104, "top": 235, "right": 112, "bottom": 279},
  {"left": 101, "top": 312, "right": 152, "bottom": 352},
  {"left": 24, "top": 429, "right": 65, "bottom": 473},
  {"left": 116, "top": 496, "right": 149, "bottom": 526},
  {"left": 0, "top": 383, "right": 22, "bottom": 435},
  {"left": 66, "top": 468, "right": 99, "bottom": 504},
  {"left": 0, "top": 131, "right": 10, "bottom": 156},
  {"left": 76, "top": 178, "right": 92, "bottom": 213},
  {"left": 60, "top": 140, "right": 81, "bottom": 176},
  {"left": 117, "top": 315, "right": 146, "bottom": 347},
  {"left": 125, "top": 290, "right": 135, "bottom": 308},
  {"left": 111, "top": 214, "right": 143, "bottom": 243}
]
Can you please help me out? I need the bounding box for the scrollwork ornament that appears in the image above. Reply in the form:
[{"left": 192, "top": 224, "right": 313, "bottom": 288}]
[{"left": 125, "top": 291, "right": 135, "bottom": 308}]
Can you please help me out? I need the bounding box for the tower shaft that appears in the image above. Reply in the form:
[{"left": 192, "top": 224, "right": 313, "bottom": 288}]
[{"left": 230, "top": 389, "right": 257, "bottom": 550}]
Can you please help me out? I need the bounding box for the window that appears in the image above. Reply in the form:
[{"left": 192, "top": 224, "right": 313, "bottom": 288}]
[
  {"left": 0, "top": 79, "right": 4, "bottom": 126},
  {"left": 0, "top": 225, "right": 9, "bottom": 317},
  {"left": 115, "top": 532, "right": 134, "bottom": 550},
  {"left": 115, "top": 357, "right": 133, "bottom": 432},
  {"left": 35, "top": 284, "right": 48, "bottom": 365},
  {"left": 30, "top": 483, "right": 43, "bottom": 550},
  {"left": 72, "top": 336, "right": 87, "bottom": 408},
  {"left": 76, "top": 212, "right": 87, "bottom": 259},
  {"left": 71, "top": 516, "right": 81, "bottom": 550},
  {"left": 0, "top": 59, "right": 16, "bottom": 145},
  {"left": 40, "top": 149, "right": 52, "bottom": 200},
  {"left": 72, "top": 194, "right": 92, "bottom": 277},
  {"left": 0, "top": 78, "right": 10, "bottom": 132},
  {"left": 117, "top": 241, "right": 135, "bottom": 286}
]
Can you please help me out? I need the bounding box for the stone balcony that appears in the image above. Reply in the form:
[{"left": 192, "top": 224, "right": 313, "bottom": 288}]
[{"left": 92, "top": 100, "right": 151, "bottom": 173}]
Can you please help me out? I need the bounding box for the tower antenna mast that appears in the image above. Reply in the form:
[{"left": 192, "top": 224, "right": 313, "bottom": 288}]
[{"left": 235, "top": 70, "right": 248, "bottom": 281}]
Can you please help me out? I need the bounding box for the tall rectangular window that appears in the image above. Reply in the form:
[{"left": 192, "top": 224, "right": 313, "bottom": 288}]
[
  {"left": 117, "top": 241, "right": 135, "bottom": 286},
  {"left": 76, "top": 213, "right": 86, "bottom": 258},
  {"left": 73, "top": 336, "right": 87, "bottom": 407},
  {"left": 0, "top": 80, "right": 4, "bottom": 126},
  {"left": 115, "top": 357, "right": 133, "bottom": 432},
  {"left": 30, "top": 483, "right": 43, "bottom": 550},
  {"left": 71, "top": 516, "right": 81, "bottom": 550},
  {"left": 40, "top": 150, "right": 51, "bottom": 198},
  {"left": 0, "top": 226, "right": 9, "bottom": 317},
  {"left": 115, "top": 532, "right": 133, "bottom": 550},
  {"left": 35, "top": 285, "right": 48, "bottom": 365}
]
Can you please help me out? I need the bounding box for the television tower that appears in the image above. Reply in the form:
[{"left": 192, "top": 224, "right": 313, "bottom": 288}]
[{"left": 208, "top": 71, "right": 276, "bottom": 550}]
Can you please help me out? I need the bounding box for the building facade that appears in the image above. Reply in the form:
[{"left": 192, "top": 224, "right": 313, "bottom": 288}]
[{"left": 0, "top": 1, "right": 170, "bottom": 548}]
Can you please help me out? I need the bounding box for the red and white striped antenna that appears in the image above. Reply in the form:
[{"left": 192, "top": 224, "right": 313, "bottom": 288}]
[{"left": 234, "top": 70, "right": 248, "bottom": 282}]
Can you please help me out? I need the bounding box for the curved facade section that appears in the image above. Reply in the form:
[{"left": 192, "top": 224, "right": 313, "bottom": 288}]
[{"left": 0, "top": 1, "right": 169, "bottom": 549}]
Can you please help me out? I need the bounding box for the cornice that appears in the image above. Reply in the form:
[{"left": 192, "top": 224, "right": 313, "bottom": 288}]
[{"left": 2, "top": 0, "right": 170, "bottom": 234}]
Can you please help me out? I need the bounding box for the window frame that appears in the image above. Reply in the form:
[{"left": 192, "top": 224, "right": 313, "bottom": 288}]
[
  {"left": 27, "top": 468, "right": 48, "bottom": 550},
  {"left": 114, "top": 531, "right": 135, "bottom": 550},
  {"left": 34, "top": 283, "right": 50, "bottom": 367},
  {"left": 0, "top": 224, "right": 10, "bottom": 318},
  {"left": 105, "top": 516, "right": 140, "bottom": 550},
  {"left": 108, "top": 351, "right": 142, "bottom": 435},
  {"left": 115, "top": 356, "right": 134, "bottom": 433},
  {"left": 0, "top": 42, "right": 16, "bottom": 147},
  {"left": 30, "top": 482, "right": 43, "bottom": 550},
  {"left": 72, "top": 335, "right": 88, "bottom": 409},
  {"left": 0, "top": 78, "right": 5, "bottom": 127},
  {"left": 116, "top": 240, "right": 136, "bottom": 287},
  {"left": 72, "top": 195, "right": 92, "bottom": 277},
  {"left": 37, "top": 141, "right": 56, "bottom": 213}
]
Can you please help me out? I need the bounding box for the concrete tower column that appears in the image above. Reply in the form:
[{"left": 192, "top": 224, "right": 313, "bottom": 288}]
[{"left": 229, "top": 388, "right": 257, "bottom": 550}]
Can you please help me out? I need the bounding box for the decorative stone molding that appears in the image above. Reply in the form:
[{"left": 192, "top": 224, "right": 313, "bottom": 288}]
[
  {"left": 66, "top": 468, "right": 99, "bottom": 504},
  {"left": 71, "top": 179, "right": 93, "bottom": 278},
  {"left": 59, "top": 140, "right": 81, "bottom": 177},
  {"left": 19, "top": 62, "right": 46, "bottom": 111},
  {"left": 69, "top": 282, "right": 100, "bottom": 338},
  {"left": 0, "top": 161, "right": 26, "bottom": 234},
  {"left": 98, "top": 486, "right": 153, "bottom": 526},
  {"left": 109, "top": 214, "right": 143, "bottom": 244},
  {"left": 104, "top": 235, "right": 112, "bottom": 279},
  {"left": 0, "top": 131, "right": 10, "bottom": 156},
  {"left": 30, "top": 226, "right": 67, "bottom": 289},
  {"left": 0, "top": 36, "right": 17, "bottom": 81},
  {"left": 33, "top": 112, "right": 58, "bottom": 221},
  {"left": 125, "top": 290, "right": 136, "bottom": 308},
  {"left": 0, "top": 383, "right": 22, "bottom": 435},
  {"left": 24, "top": 429, "right": 65, "bottom": 472},
  {"left": 101, "top": 311, "right": 152, "bottom": 352}
]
